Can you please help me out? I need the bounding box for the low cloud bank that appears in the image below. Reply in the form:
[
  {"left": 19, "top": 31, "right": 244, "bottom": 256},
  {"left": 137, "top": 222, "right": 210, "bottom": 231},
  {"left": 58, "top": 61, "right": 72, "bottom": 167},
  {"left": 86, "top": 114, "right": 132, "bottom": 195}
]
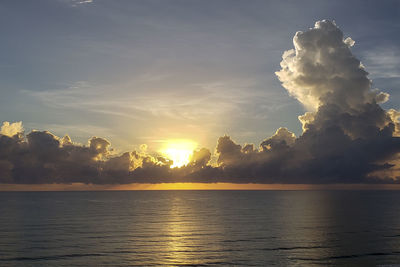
[{"left": 1, "top": 20, "right": 400, "bottom": 184}]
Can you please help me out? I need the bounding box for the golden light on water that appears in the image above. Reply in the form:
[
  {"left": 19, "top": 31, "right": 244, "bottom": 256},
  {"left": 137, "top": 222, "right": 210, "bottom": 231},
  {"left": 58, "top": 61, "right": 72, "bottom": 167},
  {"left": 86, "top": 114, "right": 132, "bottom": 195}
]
[{"left": 160, "top": 140, "right": 197, "bottom": 168}]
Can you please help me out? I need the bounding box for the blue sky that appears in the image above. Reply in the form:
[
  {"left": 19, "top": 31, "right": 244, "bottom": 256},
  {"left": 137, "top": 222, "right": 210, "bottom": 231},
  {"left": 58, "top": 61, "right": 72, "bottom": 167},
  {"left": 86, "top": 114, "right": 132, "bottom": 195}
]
[{"left": 1, "top": 0, "right": 400, "bottom": 152}]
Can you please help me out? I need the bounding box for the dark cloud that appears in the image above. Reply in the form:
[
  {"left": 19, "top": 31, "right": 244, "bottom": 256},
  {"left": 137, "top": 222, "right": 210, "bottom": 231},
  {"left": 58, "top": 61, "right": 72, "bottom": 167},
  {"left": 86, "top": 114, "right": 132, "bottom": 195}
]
[
  {"left": 189, "top": 148, "right": 211, "bottom": 169},
  {"left": 0, "top": 125, "right": 218, "bottom": 184},
  {"left": 1, "top": 20, "right": 400, "bottom": 184}
]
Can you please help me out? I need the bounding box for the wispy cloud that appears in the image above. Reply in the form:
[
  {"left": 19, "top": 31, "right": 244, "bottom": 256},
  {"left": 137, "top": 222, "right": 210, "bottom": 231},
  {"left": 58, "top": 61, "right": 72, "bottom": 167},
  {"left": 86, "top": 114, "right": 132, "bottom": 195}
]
[
  {"left": 361, "top": 46, "right": 400, "bottom": 79},
  {"left": 23, "top": 76, "right": 285, "bottom": 123},
  {"left": 73, "top": 0, "right": 93, "bottom": 5},
  {"left": 63, "top": 0, "right": 94, "bottom": 7}
]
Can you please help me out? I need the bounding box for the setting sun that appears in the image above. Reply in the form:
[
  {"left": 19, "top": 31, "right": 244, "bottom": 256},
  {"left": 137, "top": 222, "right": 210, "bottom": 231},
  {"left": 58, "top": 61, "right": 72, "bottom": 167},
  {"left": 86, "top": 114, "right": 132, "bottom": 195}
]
[{"left": 160, "top": 140, "right": 197, "bottom": 168}]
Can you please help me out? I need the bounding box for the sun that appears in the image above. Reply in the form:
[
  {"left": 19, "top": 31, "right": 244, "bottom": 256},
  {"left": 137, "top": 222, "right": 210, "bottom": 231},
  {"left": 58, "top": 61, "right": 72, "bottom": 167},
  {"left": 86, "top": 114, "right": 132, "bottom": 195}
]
[{"left": 160, "top": 140, "right": 197, "bottom": 168}]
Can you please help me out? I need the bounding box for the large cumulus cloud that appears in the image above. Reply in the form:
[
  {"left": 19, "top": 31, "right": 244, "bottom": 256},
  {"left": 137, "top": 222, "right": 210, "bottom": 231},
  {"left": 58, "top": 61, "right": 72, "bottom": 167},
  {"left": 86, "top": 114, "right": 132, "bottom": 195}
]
[
  {"left": 1, "top": 20, "right": 400, "bottom": 184},
  {"left": 215, "top": 20, "right": 400, "bottom": 183}
]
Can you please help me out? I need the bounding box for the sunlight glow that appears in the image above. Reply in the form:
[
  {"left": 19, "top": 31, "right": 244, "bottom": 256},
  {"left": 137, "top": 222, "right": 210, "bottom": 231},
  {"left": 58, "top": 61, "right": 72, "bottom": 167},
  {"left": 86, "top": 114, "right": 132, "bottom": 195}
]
[{"left": 160, "top": 140, "right": 197, "bottom": 168}]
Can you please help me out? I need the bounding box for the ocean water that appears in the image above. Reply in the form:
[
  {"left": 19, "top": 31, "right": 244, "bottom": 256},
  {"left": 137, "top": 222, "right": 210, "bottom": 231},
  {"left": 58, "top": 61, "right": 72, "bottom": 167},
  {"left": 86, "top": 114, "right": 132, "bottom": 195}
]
[{"left": 1, "top": 191, "right": 400, "bottom": 266}]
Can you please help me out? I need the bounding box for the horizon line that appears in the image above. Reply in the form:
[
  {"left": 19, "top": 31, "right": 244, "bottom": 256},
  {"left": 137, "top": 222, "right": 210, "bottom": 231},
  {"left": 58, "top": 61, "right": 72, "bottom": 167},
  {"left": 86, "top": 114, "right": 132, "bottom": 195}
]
[{"left": 2, "top": 183, "right": 400, "bottom": 191}]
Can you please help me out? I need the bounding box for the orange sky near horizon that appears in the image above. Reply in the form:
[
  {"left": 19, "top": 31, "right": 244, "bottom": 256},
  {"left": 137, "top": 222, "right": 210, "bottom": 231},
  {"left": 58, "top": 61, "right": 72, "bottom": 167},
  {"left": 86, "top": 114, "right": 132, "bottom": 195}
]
[{"left": 1, "top": 183, "right": 400, "bottom": 191}]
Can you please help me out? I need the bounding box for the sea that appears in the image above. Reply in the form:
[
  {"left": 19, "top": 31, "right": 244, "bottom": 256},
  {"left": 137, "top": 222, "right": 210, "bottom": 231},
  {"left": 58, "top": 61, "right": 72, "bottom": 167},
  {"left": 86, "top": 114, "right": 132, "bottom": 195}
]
[{"left": 0, "top": 190, "right": 400, "bottom": 266}]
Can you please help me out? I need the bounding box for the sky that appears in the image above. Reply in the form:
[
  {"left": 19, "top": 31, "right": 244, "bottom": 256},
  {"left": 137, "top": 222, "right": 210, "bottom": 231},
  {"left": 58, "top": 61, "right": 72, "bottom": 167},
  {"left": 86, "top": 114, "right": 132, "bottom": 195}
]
[
  {"left": 1, "top": 0, "right": 399, "bottom": 150},
  {"left": 1, "top": 0, "right": 400, "bottom": 186}
]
